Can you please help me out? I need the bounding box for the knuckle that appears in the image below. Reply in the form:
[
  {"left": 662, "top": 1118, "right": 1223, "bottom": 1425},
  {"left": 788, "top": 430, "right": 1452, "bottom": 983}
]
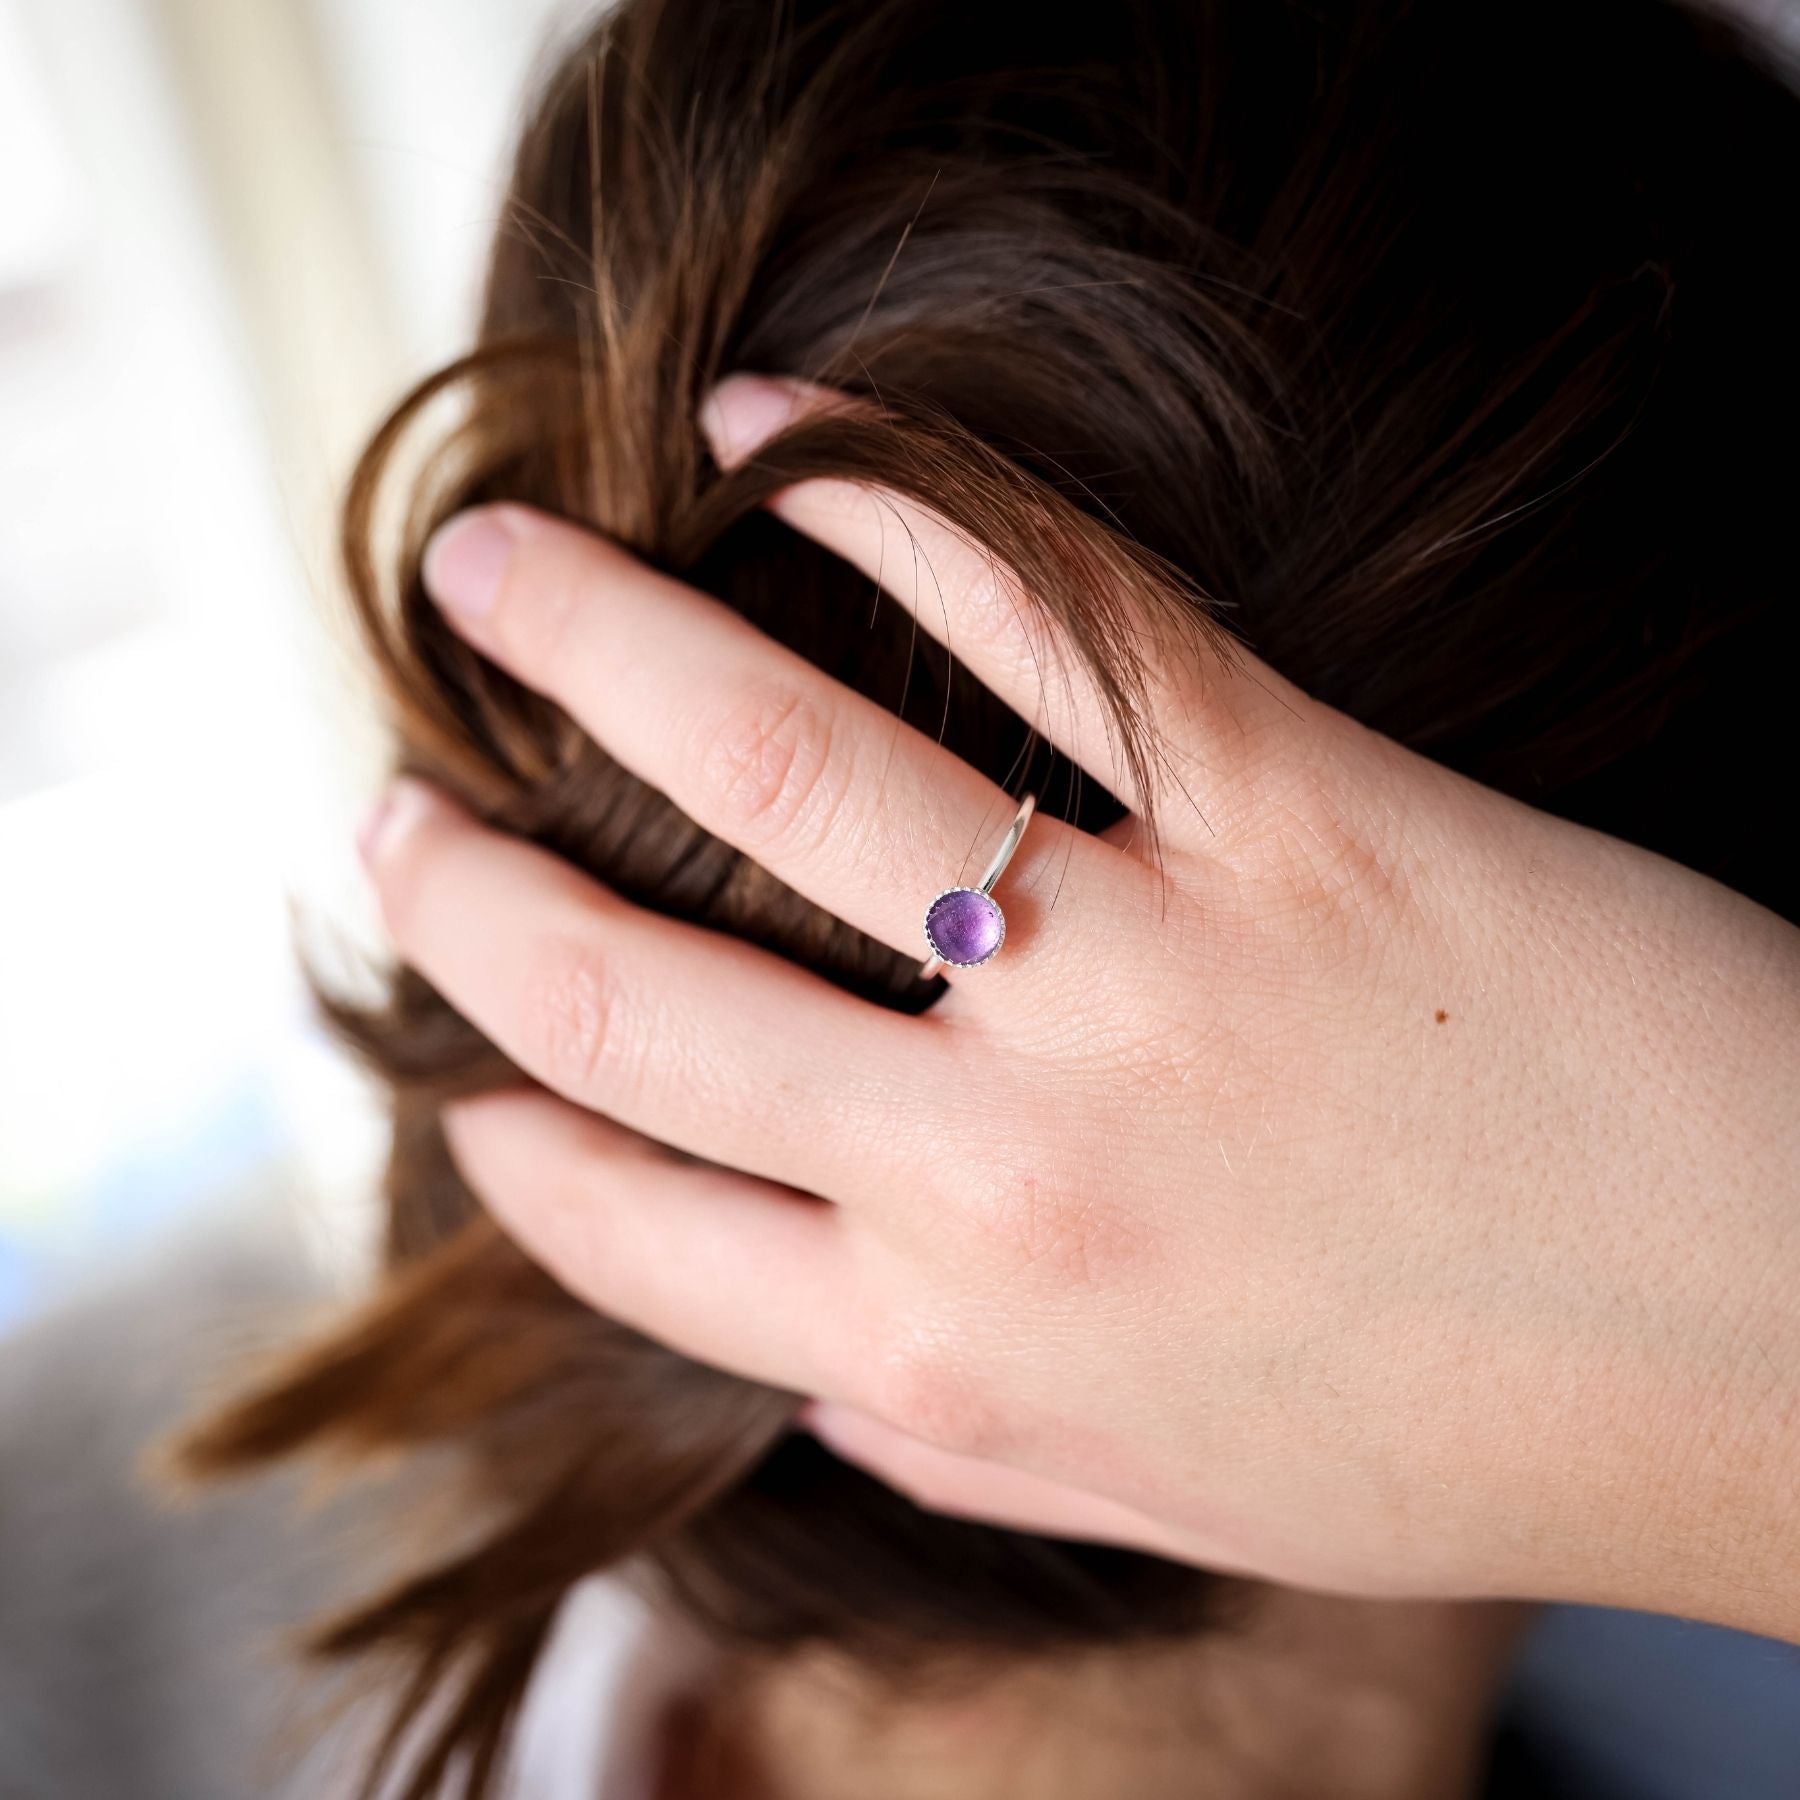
[
  {"left": 869, "top": 1328, "right": 999, "bottom": 1460},
  {"left": 971, "top": 1163, "right": 1147, "bottom": 1296},
  {"left": 932, "top": 1095, "right": 1149, "bottom": 1295},
  {"left": 1239, "top": 763, "right": 1413, "bottom": 945},
  {"left": 696, "top": 682, "right": 845, "bottom": 854},
  {"left": 923, "top": 526, "right": 1029, "bottom": 661},
  {"left": 519, "top": 935, "right": 624, "bottom": 1100}
]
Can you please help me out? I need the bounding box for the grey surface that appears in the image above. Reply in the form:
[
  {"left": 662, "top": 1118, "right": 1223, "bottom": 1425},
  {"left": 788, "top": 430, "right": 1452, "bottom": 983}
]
[
  {"left": 0, "top": 1205, "right": 377, "bottom": 1800},
  {"left": 1503, "top": 1603, "right": 1800, "bottom": 1800}
]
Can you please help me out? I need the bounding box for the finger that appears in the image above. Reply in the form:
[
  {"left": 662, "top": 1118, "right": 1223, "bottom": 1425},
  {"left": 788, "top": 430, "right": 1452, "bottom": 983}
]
[
  {"left": 445, "top": 1087, "right": 850, "bottom": 1397},
  {"left": 705, "top": 373, "right": 1135, "bottom": 803},
  {"left": 703, "top": 373, "right": 1310, "bottom": 831},
  {"left": 804, "top": 1401, "right": 1200, "bottom": 1561},
  {"left": 421, "top": 502, "right": 1114, "bottom": 985},
  {"left": 364, "top": 778, "right": 945, "bottom": 1201}
]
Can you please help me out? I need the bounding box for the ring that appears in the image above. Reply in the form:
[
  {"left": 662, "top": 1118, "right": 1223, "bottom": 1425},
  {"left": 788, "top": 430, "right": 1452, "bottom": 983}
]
[{"left": 919, "top": 792, "right": 1037, "bottom": 979}]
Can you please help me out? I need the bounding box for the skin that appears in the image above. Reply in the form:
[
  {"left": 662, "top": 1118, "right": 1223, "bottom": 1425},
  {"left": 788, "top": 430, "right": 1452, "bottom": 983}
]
[{"left": 359, "top": 373, "right": 1800, "bottom": 1641}]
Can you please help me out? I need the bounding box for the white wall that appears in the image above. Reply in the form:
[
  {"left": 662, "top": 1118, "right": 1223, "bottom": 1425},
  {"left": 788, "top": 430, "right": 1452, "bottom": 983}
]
[
  {"left": 0, "top": 0, "right": 588, "bottom": 1324},
  {"left": 306, "top": 0, "right": 584, "bottom": 364}
]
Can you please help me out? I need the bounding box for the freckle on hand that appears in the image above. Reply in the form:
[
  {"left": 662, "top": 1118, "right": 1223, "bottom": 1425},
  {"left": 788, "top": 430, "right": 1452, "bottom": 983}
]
[{"left": 1434, "top": 1009, "right": 1449, "bottom": 1024}]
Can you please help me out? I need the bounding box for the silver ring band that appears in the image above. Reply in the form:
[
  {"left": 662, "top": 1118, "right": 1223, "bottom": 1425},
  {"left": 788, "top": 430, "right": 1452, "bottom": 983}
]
[{"left": 919, "top": 792, "right": 1037, "bottom": 979}]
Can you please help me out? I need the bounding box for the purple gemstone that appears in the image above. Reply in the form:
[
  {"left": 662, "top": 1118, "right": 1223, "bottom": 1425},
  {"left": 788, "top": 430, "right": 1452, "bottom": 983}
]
[{"left": 925, "top": 887, "right": 1005, "bottom": 966}]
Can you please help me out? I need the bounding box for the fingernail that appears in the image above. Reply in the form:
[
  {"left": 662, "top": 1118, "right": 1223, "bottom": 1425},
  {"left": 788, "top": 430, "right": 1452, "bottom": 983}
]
[
  {"left": 422, "top": 510, "right": 516, "bottom": 623},
  {"left": 700, "top": 373, "right": 804, "bottom": 470},
  {"left": 356, "top": 776, "right": 438, "bottom": 870}
]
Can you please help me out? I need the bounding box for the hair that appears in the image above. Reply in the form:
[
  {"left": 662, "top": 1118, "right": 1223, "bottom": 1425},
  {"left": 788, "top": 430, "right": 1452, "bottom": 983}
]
[{"left": 173, "top": 0, "right": 1798, "bottom": 1794}]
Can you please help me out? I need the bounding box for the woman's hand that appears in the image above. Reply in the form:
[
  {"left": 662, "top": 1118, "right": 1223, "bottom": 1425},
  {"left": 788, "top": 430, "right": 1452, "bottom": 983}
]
[{"left": 359, "top": 375, "right": 1800, "bottom": 1637}]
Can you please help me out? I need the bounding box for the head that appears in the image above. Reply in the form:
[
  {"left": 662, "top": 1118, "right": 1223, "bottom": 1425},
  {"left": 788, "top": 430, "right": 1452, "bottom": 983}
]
[{"left": 178, "top": 0, "right": 1798, "bottom": 1794}]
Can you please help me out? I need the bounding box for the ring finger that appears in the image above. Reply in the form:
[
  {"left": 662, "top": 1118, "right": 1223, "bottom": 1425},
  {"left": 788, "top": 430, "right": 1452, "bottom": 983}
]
[{"left": 363, "top": 778, "right": 950, "bottom": 1202}]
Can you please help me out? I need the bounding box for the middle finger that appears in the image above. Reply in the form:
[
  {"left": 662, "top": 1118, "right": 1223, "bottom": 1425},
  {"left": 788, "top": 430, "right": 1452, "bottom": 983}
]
[{"left": 421, "top": 504, "right": 1115, "bottom": 987}]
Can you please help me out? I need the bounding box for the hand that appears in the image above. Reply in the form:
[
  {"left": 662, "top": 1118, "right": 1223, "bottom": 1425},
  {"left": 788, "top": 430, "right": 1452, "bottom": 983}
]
[{"left": 359, "top": 375, "right": 1800, "bottom": 1637}]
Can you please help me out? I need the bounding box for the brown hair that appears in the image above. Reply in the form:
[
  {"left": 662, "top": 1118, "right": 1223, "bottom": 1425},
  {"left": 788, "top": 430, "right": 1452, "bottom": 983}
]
[{"left": 176, "top": 0, "right": 1800, "bottom": 1793}]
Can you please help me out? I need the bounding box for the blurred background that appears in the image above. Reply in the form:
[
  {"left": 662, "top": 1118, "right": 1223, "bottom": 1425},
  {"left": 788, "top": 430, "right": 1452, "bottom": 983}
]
[{"left": 0, "top": 0, "right": 578, "bottom": 1328}]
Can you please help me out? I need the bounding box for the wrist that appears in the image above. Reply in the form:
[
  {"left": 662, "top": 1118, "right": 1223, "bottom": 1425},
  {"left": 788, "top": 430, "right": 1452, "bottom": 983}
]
[
  {"left": 1538, "top": 863, "right": 1800, "bottom": 1636},
  {"left": 1642, "top": 1152, "right": 1800, "bottom": 1639}
]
